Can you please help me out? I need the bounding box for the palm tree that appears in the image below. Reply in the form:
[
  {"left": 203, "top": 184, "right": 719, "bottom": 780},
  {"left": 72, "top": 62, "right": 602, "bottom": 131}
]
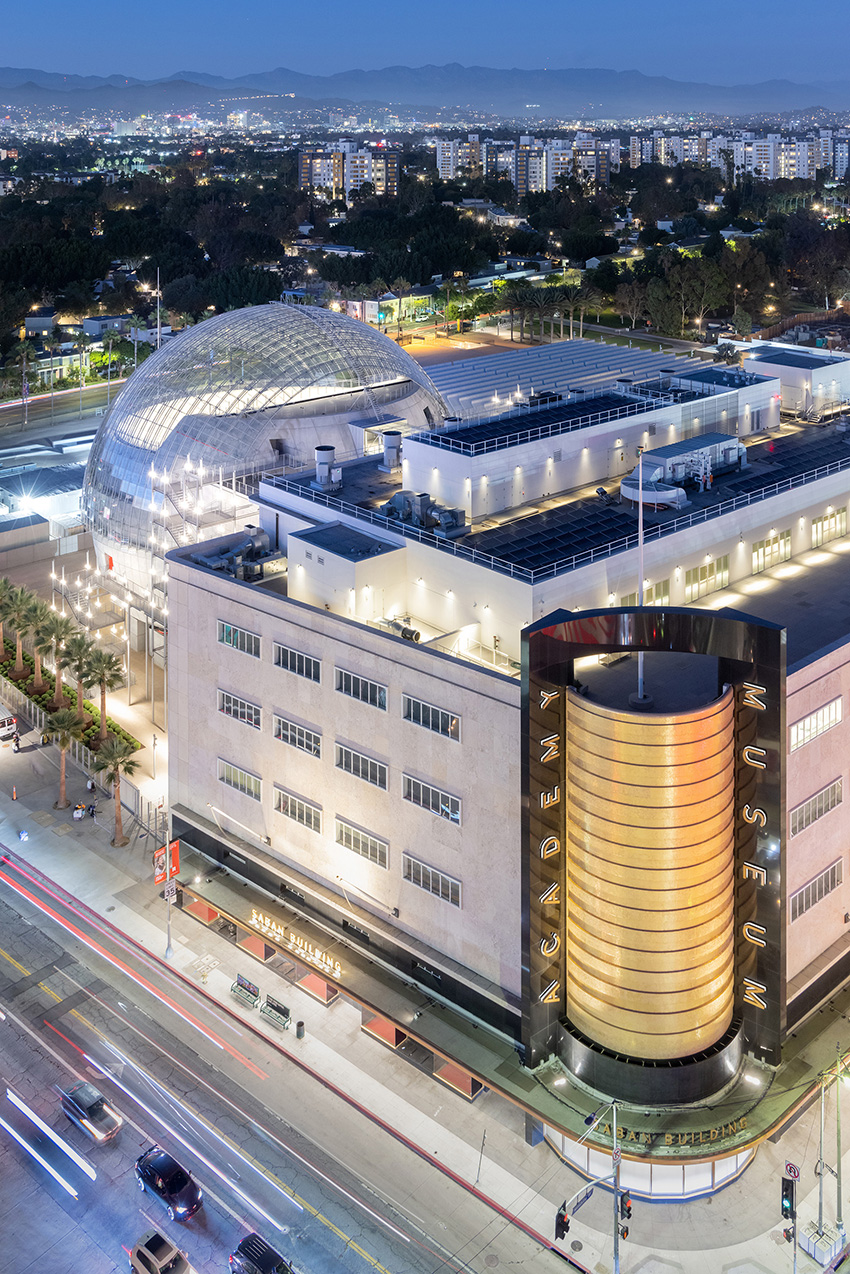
[
  {"left": 87, "top": 647, "right": 124, "bottom": 742},
  {"left": 58, "top": 631, "right": 95, "bottom": 722},
  {"left": 577, "top": 285, "right": 604, "bottom": 338},
  {"left": 25, "top": 596, "right": 52, "bottom": 693},
  {"left": 561, "top": 285, "right": 582, "bottom": 339},
  {"left": 525, "top": 289, "right": 553, "bottom": 343},
  {"left": 0, "top": 576, "right": 13, "bottom": 657},
  {"left": 6, "top": 584, "right": 34, "bottom": 676},
  {"left": 500, "top": 284, "right": 527, "bottom": 342},
  {"left": 45, "top": 612, "right": 77, "bottom": 709},
  {"left": 92, "top": 736, "right": 139, "bottom": 847},
  {"left": 8, "top": 340, "right": 37, "bottom": 427},
  {"left": 46, "top": 708, "right": 85, "bottom": 809}
]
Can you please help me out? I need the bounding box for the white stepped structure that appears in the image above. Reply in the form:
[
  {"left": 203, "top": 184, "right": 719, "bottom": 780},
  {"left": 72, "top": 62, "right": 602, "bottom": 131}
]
[{"left": 427, "top": 339, "right": 699, "bottom": 421}]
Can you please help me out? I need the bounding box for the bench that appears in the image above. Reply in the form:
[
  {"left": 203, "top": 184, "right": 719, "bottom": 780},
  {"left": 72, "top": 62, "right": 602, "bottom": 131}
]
[
  {"left": 230, "top": 980, "right": 259, "bottom": 1009},
  {"left": 259, "top": 999, "right": 291, "bottom": 1030}
]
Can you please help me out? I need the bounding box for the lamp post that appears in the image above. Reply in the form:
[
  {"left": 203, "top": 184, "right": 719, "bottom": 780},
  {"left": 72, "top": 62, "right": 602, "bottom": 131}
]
[
  {"left": 579, "top": 1101, "right": 621, "bottom": 1272},
  {"left": 837, "top": 1043, "right": 845, "bottom": 1238}
]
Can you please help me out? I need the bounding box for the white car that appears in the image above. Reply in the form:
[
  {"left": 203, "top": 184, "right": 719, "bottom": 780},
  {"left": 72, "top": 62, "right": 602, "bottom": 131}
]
[{"left": 129, "top": 1230, "right": 196, "bottom": 1274}]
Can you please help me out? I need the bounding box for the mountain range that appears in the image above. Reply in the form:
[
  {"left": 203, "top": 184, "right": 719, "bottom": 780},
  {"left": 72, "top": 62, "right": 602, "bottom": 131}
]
[{"left": 1, "top": 64, "right": 849, "bottom": 117}]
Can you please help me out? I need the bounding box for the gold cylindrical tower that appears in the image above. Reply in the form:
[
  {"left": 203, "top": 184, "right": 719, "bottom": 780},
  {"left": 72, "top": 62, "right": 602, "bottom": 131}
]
[{"left": 565, "top": 686, "right": 735, "bottom": 1060}]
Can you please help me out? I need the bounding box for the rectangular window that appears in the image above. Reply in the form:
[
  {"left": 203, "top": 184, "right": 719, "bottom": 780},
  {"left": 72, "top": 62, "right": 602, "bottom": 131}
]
[
  {"left": 274, "top": 787, "right": 322, "bottom": 833},
  {"left": 790, "top": 858, "right": 844, "bottom": 922},
  {"left": 684, "top": 555, "right": 729, "bottom": 602},
  {"left": 218, "top": 759, "right": 261, "bottom": 801},
  {"left": 218, "top": 620, "right": 260, "bottom": 658},
  {"left": 335, "top": 667, "right": 387, "bottom": 710},
  {"left": 790, "top": 697, "right": 843, "bottom": 752},
  {"left": 274, "top": 715, "right": 321, "bottom": 758},
  {"left": 218, "top": 689, "right": 261, "bottom": 730},
  {"left": 403, "top": 774, "right": 461, "bottom": 824},
  {"left": 274, "top": 642, "right": 320, "bottom": 683},
  {"left": 790, "top": 778, "right": 843, "bottom": 837},
  {"left": 402, "top": 694, "right": 461, "bottom": 741},
  {"left": 812, "top": 508, "right": 847, "bottom": 547},
  {"left": 335, "top": 817, "right": 388, "bottom": 868},
  {"left": 335, "top": 744, "right": 387, "bottom": 789},
  {"left": 620, "top": 579, "right": 671, "bottom": 607},
  {"left": 752, "top": 529, "right": 791, "bottom": 575},
  {"left": 403, "top": 853, "right": 461, "bottom": 907}
]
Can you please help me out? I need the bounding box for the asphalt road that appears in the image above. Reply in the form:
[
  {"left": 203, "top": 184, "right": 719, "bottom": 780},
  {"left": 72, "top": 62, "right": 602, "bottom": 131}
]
[
  {"left": 0, "top": 382, "right": 121, "bottom": 434},
  {"left": 0, "top": 848, "right": 564, "bottom": 1274}
]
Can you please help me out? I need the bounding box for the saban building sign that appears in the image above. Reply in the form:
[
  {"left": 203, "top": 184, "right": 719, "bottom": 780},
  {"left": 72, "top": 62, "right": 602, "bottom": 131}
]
[{"left": 521, "top": 607, "right": 785, "bottom": 1105}]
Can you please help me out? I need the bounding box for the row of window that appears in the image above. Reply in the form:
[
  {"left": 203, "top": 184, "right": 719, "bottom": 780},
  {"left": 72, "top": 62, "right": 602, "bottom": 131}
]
[
  {"left": 219, "top": 758, "right": 461, "bottom": 826},
  {"left": 790, "top": 778, "right": 843, "bottom": 838},
  {"left": 752, "top": 530, "right": 791, "bottom": 576},
  {"left": 219, "top": 621, "right": 461, "bottom": 740},
  {"left": 684, "top": 556, "right": 730, "bottom": 603},
  {"left": 790, "top": 859, "right": 844, "bottom": 923}
]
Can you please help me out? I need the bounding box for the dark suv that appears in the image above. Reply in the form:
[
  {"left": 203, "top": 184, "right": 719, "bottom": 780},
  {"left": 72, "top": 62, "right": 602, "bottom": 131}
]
[{"left": 229, "top": 1233, "right": 291, "bottom": 1274}]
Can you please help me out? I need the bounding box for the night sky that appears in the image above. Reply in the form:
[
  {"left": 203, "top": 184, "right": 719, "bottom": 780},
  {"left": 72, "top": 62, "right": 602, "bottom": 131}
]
[{"left": 3, "top": 0, "right": 847, "bottom": 84}]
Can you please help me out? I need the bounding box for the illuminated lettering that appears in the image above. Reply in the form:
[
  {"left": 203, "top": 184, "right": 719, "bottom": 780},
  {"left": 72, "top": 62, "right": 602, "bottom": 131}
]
[
  {"left": 539, "top": 979, "right": 560, "bottom": 1004},
  {"left": 539, "top": 688, "right": 559, "bottom": 710},
  {"left": 743, "top": 922, "right": 767, "bottom": 948},
  {"left": 539, "top": 881, "right": 561, "bottom": 905},
  {"left": 249, "top": 908, "right": 342, "bottom": 978},
  {"left": 540, "top": 786, "right": 560, "bottom": 809},
  {"left": 741, "top": 683, "right": 767, "bottom": 710},
  {"left": 743, "top": 978, "right": 767, "bottom": 1010},
  {"left": 540, "top": 733, "right": 560, "bottom": 763},
  {"left": 742, "top": 804, "right": 767, "bottom": 828},
  {"left": 742, "top": 745, "right": 767, "bottom": 769},
  {"left": 539, "top": 836, "right": 560, "bottom": 859},
  {"left": 539, "top": 933, "right": 561, "bottom": 957},
  {"left": 743, "top": 862, "right": 767, "bottom": 885}
]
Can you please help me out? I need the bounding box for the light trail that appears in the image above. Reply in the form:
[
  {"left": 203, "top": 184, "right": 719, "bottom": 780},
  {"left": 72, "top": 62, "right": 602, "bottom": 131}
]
[
  {"left": 6, "top": 1087, "right": 97, "bottom": 1180},
  {"left": 0, "top": 1114, "right": 79, "bottom": 1198},
  {"left": 0, "top": 859, "right": 266, "bottom": 1080}
]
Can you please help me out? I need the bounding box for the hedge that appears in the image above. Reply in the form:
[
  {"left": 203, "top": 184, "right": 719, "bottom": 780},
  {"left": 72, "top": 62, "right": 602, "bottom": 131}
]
[{"left": 0, "top": 649, "right": 142, "bottom": 752}]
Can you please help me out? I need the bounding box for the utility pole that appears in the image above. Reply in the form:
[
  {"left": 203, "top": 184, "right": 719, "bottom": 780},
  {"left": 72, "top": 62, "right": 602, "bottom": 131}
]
[
  {"left": 837, "top": 1043, "right": 845, "bottom": 1237},
  {"left": 612, "top": 1101, "right": 620, "bottom": 1274},
  {"left": 819, "top": 1071, "right": 826, "bottom": 1237}
]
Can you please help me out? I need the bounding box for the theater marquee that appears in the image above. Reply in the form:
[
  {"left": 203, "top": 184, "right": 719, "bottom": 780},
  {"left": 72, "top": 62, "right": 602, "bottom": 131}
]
[{"left": 521, "top": 607, "right": 785, "bottom": 1104}]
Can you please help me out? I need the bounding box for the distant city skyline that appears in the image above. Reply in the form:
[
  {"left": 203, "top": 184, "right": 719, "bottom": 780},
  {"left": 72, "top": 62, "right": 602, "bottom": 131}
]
[{"left": 5, "top": 0, "right": 850, "bottom": 87}]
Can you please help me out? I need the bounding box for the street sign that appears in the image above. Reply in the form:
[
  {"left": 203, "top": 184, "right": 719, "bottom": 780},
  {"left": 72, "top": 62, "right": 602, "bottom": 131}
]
[
  {"left": 612, "top": 1148, "right": 622, "bottom": 1164},
  {"left": 163, "top": 880, "right": 177, "bottom": 901},
  {"left": 785, "top": 1161, "right": 800, "bottom": 1180}
]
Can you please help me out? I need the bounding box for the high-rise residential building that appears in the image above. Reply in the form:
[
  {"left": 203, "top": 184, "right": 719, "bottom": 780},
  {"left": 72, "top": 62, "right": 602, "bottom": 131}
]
[{"left": 298, "top": 148, "right": 345, "bottom": 197}]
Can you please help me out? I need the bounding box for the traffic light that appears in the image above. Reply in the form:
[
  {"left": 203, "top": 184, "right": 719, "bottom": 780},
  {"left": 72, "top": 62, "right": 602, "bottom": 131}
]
[
  {"left": 781, "top": 1177, "right": 796, "bottom": 1220},
  {"left": 555, "top": 1203, "right": 570, "bottom": 1240},
  {"left": 619, "top": 1225, "right": 629, "bottom": 1241},
  {"left": 783, "top": 1226, "right": 795, "bottom": 1244},
  {"left": 620, "top": 1193, "right": 632, "bottom": 1220}
]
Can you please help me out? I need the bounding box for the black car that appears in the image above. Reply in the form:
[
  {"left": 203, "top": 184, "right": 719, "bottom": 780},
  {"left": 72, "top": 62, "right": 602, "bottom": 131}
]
[
  {"left": 229, "top": 1234, "right": 291, "bottom": 1274},
  {"left": 59, "top": 1080, "right": 123, "bottom": 1142},
  {"left": 134, "top": 1146, "right": 203, "bottom": 1221}
]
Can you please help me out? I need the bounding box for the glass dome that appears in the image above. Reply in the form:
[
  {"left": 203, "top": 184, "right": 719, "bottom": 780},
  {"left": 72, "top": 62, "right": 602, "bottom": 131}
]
[{"left": 83, "top": 303, "right": 446, "bottom": 598}]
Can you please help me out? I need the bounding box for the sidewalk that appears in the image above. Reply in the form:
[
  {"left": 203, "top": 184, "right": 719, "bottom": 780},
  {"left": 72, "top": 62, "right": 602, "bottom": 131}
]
[{"left": 0, "top": 725, "right": 845, "bottom": 1274}]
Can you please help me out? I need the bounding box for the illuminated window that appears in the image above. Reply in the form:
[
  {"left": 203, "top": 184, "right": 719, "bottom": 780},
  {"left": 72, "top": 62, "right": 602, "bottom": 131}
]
[
  {"left": 274, "top": 642, "right": 320, "bottom": 683},
  {"left": 790, "top": 779, "right": 843, "bottom": 837},
  {"left": 335, "top": 744, "right": 387, "bottom": 789},
  {"left": 684, "top": 556, "right": 729, "bottom": 602},
  {"left": 335, "top": 817, "right": 388, "bottom": 868},
  {"left": 274, "top": 787, "right": 321, "bottom": 833},
  {"left": 403, "top": 853, "right": 461, "bottom": 907},
  {"left": 790, "top": 697, "right": 842, "bottom": 752},
  {"left": 217, "top": 620, "right": 260, "bottom": 658},
  {"left": 402, "top": 694, "right": 460, "bottom": 740},
  {"left": 790, "top": 859, "right": 843, "bottom": 922},
  {"left": 218, "top": 690, "right": 261, "bottom": 730},
  {"left": 752, "top": 529, "right": 791, "bottom": 575},
  {"left": 335, "top": 667, "right": 387, "bottom": 710},
  {"left": 274, "top": 716, "right": 321, "bottom": 758},
  {"left": 812, "top": 508, "right": 847, "bottom": 547},
  {"left": 218, "top": 759, "right": 261, "bottom": 801},
  {"left": 620, "top": 579, "right": 670, "bottom": 607},
  {"left": 403, "top": 775, "right": 461, "bottom": 824}
]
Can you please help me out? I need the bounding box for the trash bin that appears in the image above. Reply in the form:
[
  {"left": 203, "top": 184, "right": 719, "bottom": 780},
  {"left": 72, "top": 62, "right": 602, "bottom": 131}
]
[{"left": 295, "top": 1021, "right": 305, "bottom": 1040}]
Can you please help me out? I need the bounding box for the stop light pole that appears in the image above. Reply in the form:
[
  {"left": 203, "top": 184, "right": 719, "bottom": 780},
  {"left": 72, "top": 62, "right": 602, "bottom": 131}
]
[{"left": 781, "top": 1175, "right": 797, "bottom": 1274}]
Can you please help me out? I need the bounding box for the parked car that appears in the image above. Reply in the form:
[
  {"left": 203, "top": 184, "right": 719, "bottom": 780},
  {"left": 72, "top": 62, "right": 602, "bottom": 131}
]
[
  {"left": 59, "top": 1080, "right": 123, "bottom": 1142},
  {"left": 0, "top": 707, "right": 16, "bottom": 740},
  {"left": 129, "top": 1229, "right": 196, "bottom": 1274},
  {"left": 134, "top": 1146, "right": 203, "bottom": 1221},
  {"left": 229, "top": 1233, "right": 291, "bottom": 1274}
]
